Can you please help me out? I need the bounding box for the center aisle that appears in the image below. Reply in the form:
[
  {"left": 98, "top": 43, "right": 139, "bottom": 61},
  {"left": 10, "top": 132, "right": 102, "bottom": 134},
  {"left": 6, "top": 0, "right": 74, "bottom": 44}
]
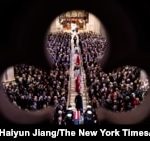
[{"left": 67, "top": 32, "right": 88, "bottom": 112}]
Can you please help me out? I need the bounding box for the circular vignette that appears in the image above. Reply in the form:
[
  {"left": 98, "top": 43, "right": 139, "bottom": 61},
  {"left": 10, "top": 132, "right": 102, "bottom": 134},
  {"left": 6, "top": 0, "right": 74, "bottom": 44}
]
[
  {"left": 9, "top": 0, "right": 137, "bottom": 71},
  {"left": 0, "top": 0, "right": 145, "bottom": 125}
]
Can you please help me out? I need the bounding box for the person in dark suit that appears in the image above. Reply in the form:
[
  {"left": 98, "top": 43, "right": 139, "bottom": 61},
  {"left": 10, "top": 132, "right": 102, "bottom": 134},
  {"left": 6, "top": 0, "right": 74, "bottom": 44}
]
[{"left": 75, "top": 93, "right": 83, "bottom": 112}]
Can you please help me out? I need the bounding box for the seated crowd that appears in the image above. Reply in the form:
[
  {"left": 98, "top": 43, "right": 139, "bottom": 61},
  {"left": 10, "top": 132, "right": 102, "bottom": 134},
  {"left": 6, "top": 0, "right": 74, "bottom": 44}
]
[
  {"left": 2, "top": 31, "right": 149, "bottom": 125},
  {"left": 3, "top": 32, "right": 71, "bottom": 125},
  {"left": 79, "top": 31, "right": 149, "bottom": 112}
]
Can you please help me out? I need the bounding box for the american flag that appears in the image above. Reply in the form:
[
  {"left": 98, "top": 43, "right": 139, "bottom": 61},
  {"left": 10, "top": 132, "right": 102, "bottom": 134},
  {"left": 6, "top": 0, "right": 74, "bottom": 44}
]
[{"left": 74, "top": 110, "right": 81, "bottom": 120}]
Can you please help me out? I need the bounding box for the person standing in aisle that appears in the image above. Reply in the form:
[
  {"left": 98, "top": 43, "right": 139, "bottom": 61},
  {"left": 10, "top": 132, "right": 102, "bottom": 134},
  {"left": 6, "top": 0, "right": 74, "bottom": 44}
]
[{"left": 74, "top": 93, "right": 83, "bottom": 112}]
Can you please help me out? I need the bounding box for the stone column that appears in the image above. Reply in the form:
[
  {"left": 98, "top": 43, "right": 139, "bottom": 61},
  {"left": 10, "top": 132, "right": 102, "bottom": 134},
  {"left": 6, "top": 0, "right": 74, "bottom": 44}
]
[{"left": 1, "top": 67, "right": 15, "bottom": 82}]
